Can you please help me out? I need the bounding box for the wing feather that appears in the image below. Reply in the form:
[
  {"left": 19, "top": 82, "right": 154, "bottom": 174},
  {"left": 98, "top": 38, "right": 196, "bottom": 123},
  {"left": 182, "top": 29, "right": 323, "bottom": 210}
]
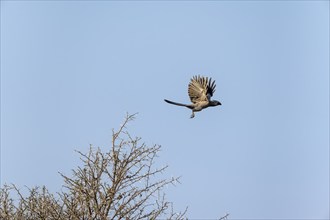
[{"left": 188, "top": 75, "right": 217, "bottom": 104}]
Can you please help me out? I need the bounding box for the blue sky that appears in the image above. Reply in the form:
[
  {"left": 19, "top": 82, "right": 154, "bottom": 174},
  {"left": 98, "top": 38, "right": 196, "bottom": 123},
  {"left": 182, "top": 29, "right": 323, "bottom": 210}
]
[{"left": 1, "top": 1, "right": 329, "bottom": 219}]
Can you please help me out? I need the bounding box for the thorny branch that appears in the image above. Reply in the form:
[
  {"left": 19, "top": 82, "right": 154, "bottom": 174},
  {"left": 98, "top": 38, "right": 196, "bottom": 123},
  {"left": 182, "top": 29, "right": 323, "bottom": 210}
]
[{"left": 1, "top": 113, "right": 187, "bottom": 220}]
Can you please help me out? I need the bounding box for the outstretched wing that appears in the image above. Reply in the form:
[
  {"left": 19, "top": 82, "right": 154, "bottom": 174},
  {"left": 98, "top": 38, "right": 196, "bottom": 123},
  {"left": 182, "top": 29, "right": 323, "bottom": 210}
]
[{"left": 188, "top": 75, "right": 216, "bottom": 104}]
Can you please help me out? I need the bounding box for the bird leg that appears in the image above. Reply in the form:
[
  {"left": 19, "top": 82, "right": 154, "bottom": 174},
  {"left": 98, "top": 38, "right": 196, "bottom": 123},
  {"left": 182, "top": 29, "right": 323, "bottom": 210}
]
[{"left": 190, "top": 111, "right": 195, "bottom": 118}]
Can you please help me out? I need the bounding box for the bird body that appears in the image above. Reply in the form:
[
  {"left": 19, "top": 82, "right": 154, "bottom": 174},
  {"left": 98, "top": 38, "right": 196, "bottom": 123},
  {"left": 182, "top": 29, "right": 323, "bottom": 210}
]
[{"left": 164, "top": 75, "right": 221, "bottom": 118}]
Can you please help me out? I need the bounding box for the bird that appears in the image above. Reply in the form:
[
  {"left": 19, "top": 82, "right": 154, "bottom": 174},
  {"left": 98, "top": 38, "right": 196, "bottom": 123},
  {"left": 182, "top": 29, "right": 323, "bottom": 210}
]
[{"left": 164, "top": 75, "right": 221, "bottom": 118}]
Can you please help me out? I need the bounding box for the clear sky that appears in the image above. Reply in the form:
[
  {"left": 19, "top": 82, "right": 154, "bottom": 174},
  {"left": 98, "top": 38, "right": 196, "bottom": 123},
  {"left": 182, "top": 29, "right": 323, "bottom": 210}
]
[{"left": 1, "top": 1, "right": 329, "bottom": 219}]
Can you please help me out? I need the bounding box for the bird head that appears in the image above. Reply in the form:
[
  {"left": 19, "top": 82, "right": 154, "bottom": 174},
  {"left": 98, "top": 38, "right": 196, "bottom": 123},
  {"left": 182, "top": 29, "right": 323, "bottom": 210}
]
[{"left": 210, "top": 100, "right": 222, "bottom": 106}]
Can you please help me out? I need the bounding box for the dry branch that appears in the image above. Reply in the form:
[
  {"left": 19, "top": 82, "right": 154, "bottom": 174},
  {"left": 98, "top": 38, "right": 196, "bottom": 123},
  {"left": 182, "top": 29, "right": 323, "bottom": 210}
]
[{"left": 0, "top": 113, "right": 187, "bottom": 220}]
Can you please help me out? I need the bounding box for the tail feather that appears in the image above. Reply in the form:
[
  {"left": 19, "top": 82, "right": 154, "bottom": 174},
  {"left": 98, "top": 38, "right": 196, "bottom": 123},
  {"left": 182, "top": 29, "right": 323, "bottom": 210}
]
[{"left": 164, "top": 99, "right": 193, "bottom": 109}]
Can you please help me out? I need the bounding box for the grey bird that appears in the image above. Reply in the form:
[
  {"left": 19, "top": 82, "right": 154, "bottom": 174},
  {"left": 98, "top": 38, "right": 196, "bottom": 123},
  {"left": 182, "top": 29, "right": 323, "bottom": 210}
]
[{"left": 164, "top": 75, "right": 221, "bottom": 118}]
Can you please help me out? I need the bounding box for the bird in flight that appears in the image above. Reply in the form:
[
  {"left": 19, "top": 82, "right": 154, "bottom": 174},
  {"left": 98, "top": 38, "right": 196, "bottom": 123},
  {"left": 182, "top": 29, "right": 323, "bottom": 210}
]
[{"left": 164, "top": 75, "right": 221, "bottom": 118}]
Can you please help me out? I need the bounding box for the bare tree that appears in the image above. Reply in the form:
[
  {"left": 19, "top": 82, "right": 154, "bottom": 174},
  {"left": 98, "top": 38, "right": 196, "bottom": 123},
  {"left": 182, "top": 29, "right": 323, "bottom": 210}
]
[{"left": 0, "top": 113, "right": 187, "bottom": 219}]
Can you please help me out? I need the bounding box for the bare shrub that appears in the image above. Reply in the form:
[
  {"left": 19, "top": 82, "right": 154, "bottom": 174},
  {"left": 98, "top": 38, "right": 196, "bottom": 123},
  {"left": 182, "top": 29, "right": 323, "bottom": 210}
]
[{"left": 1, "top": 113, "right": 187, "bottom": 220}]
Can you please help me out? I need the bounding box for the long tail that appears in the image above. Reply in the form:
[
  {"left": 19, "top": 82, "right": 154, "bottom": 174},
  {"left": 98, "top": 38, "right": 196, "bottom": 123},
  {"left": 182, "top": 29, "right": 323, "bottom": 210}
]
[{"left": 164, "top": 99, "right": 193, "bottom": 109}]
